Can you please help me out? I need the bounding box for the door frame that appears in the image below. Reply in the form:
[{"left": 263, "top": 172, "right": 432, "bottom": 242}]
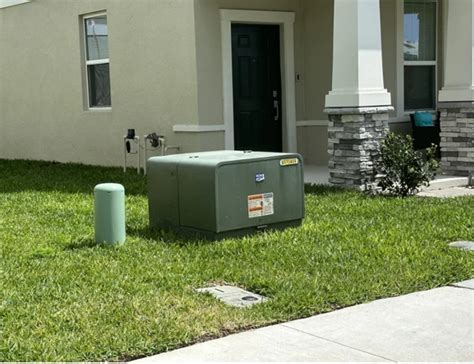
[{"left": 220, "top": 9, "right": 296, "bottom": 152}]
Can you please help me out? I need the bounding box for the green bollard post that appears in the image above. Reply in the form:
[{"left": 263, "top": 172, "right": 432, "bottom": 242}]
[{"left": 94, "top": 183, "right": 126, "bottom": 245}]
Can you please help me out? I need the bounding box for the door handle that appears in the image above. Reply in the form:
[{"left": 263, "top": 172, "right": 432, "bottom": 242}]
[{"left": 273, "top": 100, "right": 279, "bottom": 121}]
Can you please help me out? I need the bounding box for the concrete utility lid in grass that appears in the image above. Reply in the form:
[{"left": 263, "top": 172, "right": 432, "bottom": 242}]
[
  {"left": 449, "top": 241, "right": 474, "bottom": 251},
  {"left": 196, "top": 285, "right": 268, "bottom": 308}
]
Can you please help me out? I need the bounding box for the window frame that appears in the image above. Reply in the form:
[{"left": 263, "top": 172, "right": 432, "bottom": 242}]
[
  {"left": 402, "top": 0, "right": 438, "bottom": 113},
  {"left": 82, "top": 11, "right": 111, "bottom": 111}
]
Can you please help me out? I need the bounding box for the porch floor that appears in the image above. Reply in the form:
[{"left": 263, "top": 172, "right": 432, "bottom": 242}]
[
  {"left": 423, "top": 174, "right": 469, "bottom": 191},
  {"left": 304, "top": 164, "right": 329, "bottom": 185},
  {"left": 304, "top": 164, "right": 469, "bottom": 190}
]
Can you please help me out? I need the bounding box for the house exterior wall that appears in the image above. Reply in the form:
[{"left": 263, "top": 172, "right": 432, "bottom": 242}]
[
  {"left": 0, "top": 0, "right": 205, "bottom": 166},
  {"left": 290, "top": 0, "right": 400, "bottom": 165},
  {"left": 192, "top": 0, "right": 332, "bottom": 165},
  {"left": 190, "top": 0, "right": 414, "bottom": 166},
  {"left": 193, "top": 0, "right": 305, "bottom": 125},
  {"left": 190, "top": 0, "right": 404, "bottom": 164},
  {"left": 297, "top": 0, "right": 445, "bottom": 164},
  {"left": 0, "top": 9, "right": 8, "bottom": 158},
  {"left": 0, "top": 0, "right": 449, "bottom": 167},
  {"left": 296, "top": 0, "right": 332, "bottom": 165},
  {"left": 189, "top": 0, "right": 305, "bottom": 156}
]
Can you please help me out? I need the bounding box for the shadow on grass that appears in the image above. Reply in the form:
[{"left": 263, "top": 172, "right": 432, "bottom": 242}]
[
  {"left": 126, "top": 226, "right": 165, "bottom": 241},
  {"left": 2, "top": 159, "right": 353, "bottom": 199},
  {"left": 64, "top": 238, "right": 102, "bottom": 251},
  {"left": 0, "top": 159, "right": 147, "bottom": 196},
  {"left": 63, "top": 237, "right": 123, "bottom": 251},
  {"left": 127, "top": 227, "right": 230, "bottom": 248},
  {"left": 304, "top": 183, "right": 349, "bottom": 196},
  {"left": 126, "top": 225, "right": 215, "bottom": 247}
]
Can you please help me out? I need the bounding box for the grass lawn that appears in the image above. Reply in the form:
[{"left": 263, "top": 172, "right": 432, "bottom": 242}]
[{"left": 1, "top": 159, "right": 473, "bottom": 361}]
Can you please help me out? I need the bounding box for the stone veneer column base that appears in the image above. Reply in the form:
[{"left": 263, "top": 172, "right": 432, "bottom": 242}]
[
  {"left": 438, "top": 102, "right": 474, "bottom": 177},
  {"left": 325, "top": 107, "right": 392, "bottom": 190}
]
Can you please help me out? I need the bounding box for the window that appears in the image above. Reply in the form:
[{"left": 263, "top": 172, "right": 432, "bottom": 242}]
[
  {"left": 403, "top": 0, "right": 437, "bottom": 111},
  {"left": 83, "top": 13, "right": 111, "bottom": 108}
]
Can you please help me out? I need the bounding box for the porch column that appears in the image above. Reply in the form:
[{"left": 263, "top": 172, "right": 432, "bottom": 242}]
[
  {"left": 325, "top": 0, "right": 392, "bottom": 190},
  {"left": 438, "top": 0, "right": 474, "bottom": 176}
]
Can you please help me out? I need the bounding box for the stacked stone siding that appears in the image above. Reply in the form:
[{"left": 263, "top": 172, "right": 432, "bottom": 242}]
[
  {"left": 438, "top": 102, "right": 474, "bottom": 176},
  {"left": 327, "top": 110, "right": 390, "bottom": 190}
]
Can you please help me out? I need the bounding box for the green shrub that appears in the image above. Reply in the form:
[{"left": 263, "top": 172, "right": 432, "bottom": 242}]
[{"left": 377, "top": 133, "right": 439, "bottom": 196}]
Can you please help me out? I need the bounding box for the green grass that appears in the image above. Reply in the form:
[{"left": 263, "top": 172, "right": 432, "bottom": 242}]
[{"left": 1, "top": 159, "right": 473, "bottom": 361}]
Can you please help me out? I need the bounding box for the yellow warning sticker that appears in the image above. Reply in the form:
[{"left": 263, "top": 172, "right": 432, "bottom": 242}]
[{"left": 280, "top": 158, "right": 299, "bottom": 167}]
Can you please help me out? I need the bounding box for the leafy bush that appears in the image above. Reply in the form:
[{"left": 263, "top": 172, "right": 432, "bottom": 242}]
[{"left": 377, "top": 132, "right": 439, "bottom": 196}]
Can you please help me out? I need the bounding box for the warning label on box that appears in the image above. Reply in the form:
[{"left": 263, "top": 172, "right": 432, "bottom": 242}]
[{"left": 248, "top": 192, "right": 274, "bottom": 218}]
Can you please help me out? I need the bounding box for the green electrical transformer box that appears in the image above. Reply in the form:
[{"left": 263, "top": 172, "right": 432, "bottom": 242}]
[{"left": 147, "top": 150, "right": 304, "bottom": 239}]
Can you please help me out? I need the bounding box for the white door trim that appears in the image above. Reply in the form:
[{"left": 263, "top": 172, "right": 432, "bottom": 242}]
[{"left": 219, "top": 9, "right": 296, "bottom": 152}]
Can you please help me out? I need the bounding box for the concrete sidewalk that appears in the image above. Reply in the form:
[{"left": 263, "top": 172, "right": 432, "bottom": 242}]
[{"left": 132, "top": 280, "right": 474, "bottom": 362}]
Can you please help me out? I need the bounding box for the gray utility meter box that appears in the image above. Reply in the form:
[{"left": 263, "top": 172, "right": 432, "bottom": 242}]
[{"left": 147, "top": 150, "right": 304, "bottom": 239}]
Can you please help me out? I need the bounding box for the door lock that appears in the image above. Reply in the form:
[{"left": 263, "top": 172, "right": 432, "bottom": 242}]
[
  {"left": 272, "top": 90, "right": 279, "bottom": 121},
  {"left": 273, "top": 100, "right": 280, "bottom": 121}
]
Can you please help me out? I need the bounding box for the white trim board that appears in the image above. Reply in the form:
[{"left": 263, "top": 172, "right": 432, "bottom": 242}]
[
  {"left": 0, "top": 0, "right": 29, "bottom": 8},
  {"left": 173, "top": 124, "right": 226, "bottom": 133},
  {"left": 219, "top": 9, "right": 297, "bottom": 152},
  {"left": 296, "top": 120, "right": 328, "bottom": 127}
]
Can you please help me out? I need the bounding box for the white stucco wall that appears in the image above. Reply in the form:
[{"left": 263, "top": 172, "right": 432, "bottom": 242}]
[
  {"left": 0, "top": 0, "right": 206, "bottom": 166},
  {"left": 0, "top": 9, "right": 5, "bottom": 158}
]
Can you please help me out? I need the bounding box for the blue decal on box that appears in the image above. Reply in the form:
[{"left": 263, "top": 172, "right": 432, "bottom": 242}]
[{"left": 255, "top": 173, "right": 265, "bottom": 182}]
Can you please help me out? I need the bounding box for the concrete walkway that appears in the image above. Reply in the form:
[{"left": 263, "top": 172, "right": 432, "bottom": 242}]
[
  {"left": 132, "top": 281, "right": 474, "bottom": 362},
  {"left": 417, "top": 186, "right": 474, "bottom": 198},
  {"left": 304, "top": 164, "right": 329, "bottom": 185}
]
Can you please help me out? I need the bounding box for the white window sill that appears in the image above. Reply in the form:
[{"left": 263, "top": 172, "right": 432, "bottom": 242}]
[
  {"left": 86, "top": 107, "right": 112, "bottom": 112},
  {"left": 404, "top": 110, "right": 437, "bottom": 116}
]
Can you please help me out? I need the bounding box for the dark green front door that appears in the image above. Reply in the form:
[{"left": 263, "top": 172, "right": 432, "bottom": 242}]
[{"left": 232, "top": 24, "right": 282, "bottom": 152}]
